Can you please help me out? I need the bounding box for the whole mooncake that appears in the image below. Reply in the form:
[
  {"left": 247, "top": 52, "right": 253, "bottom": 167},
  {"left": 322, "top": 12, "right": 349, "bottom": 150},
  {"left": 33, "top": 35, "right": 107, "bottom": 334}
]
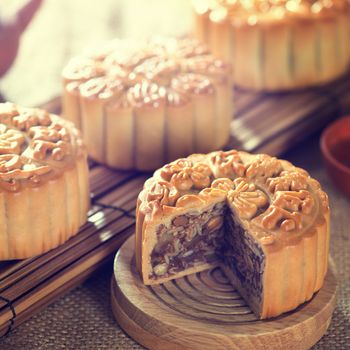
[
  {"left": 62, "top": 37, "right": 233, "bottom": 170},
  {"left": 0, "top": 102, "right": 90, "bottom": 260},
  {"left": 192, "top": 0, "right": 350, "bottom": 91},
  {"left": 136, "top": 149, "right": 330, "bottom": 318}
]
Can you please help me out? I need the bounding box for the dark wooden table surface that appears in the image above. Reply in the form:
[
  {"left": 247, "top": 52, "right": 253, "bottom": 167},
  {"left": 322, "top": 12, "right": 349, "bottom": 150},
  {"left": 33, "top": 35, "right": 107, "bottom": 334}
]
[{"left": 0, "top": 1, "right": 349, "bottom": 349}]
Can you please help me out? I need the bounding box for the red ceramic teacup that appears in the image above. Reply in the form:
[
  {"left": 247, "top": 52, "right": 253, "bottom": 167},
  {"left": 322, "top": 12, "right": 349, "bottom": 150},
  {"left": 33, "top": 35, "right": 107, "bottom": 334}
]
[{"left": 320, "top": 116, "right": 350, "bottom": 197}]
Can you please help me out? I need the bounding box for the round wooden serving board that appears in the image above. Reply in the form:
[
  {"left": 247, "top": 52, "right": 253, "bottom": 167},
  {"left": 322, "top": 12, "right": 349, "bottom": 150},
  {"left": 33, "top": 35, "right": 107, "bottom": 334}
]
[{"left": 111, "top": 236, "right": 337, "bottom": 350}]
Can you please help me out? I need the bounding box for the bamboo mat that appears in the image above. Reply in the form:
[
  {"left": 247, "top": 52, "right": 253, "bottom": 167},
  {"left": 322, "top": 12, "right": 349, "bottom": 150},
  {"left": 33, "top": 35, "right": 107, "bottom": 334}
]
[
  {"left": 1, "top": 72, "right": 350, "bottom": 338},
  {"left": 230, "top": 72, "right": 350, "bottom": 155}
]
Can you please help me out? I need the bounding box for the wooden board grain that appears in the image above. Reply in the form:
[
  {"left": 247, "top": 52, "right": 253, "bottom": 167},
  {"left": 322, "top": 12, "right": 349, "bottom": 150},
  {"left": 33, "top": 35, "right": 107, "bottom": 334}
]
[{"left": 111, "top": 236, "right": 338, "bottom": 350}]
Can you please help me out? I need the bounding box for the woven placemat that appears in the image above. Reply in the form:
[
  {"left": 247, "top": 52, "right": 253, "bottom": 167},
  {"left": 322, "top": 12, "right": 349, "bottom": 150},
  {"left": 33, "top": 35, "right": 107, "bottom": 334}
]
[{"left": 1, "top": 137, "right": 349, "bottom": 350}]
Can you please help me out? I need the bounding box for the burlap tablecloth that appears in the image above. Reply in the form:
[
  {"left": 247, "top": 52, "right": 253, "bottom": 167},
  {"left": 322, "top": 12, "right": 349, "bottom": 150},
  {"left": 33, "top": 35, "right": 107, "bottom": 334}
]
[{"left": 1, "top": 137, "right": 349, "bottom": 350}]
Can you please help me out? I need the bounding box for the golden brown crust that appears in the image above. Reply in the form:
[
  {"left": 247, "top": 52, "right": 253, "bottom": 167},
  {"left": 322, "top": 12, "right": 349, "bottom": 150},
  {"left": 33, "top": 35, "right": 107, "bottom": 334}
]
[
  {"left": 0, "top": 102, "right": 90, "bottom": 260},
  {"left": 62, "top": 37, "right": 232, "bottom": 170},
  {"left": 0, "top": 102, "right": 86, "bottom": 192},
  {"left": 139, "top": 150, "right": 329, "bottom": 247},
  {"left": 193, "top": 0, "right": 350, "bottom": 26}
]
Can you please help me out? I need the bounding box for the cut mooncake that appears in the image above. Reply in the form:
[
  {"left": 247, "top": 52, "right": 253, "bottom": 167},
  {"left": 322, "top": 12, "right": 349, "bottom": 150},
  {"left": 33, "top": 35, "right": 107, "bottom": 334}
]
[{"left": 136, "top": 150, "right": 330, "bottom": 318}]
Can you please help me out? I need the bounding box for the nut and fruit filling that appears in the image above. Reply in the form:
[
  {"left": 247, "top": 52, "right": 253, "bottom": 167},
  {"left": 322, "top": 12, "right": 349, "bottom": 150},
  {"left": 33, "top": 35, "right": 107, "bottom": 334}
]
[
  {"left": 223, "top": 214, "right": 265, "bottom": 304},
  {"left": 150, "top": 203, "right": 225, "bottom": 279}
]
